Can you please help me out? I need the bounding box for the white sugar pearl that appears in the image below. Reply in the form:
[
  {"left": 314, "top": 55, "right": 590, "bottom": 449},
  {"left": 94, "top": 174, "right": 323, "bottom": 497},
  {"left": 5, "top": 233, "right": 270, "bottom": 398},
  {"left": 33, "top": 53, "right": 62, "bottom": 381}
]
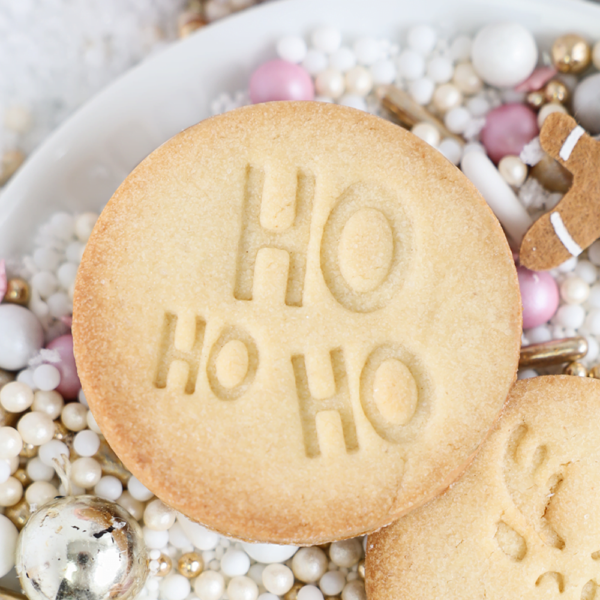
[
  {"left": 47, "top": 292, "right": 71, "bottom": 319},
  {"left": 585, "top": 309, "right": 600, "bottom": 335},
  {"left": 466, "top": 95, "right": 490, "bottom": 117},
  {"left": 0, "top": 305, "right": 44, "bottom": 371},
  {"left": 345, "top": 66, "right": 372, "bottom": 96},
  {"left": 34, "top": 247, "right": 60, "bottom": 272},
  {"left": 195, "top": 571, "right": 225, "bottom": 600},
  {"left": 26, "top": 457, "right": 54, "bottom": 482},
  {"left": 18, "top": 412, "right": 55, "bottom": 445},
  {"left": 62, "top": 402, "right": 88, "bottom": 431},
  {"left": 302, "top": 50, "right": 328, "bottom": 75},
  {"left": 33, "top": 364, "right": 61, "bottom": 392},
  {"left": 228, "top": 576, "right": 259, "bottom": 600},
  {"left": 589, "top": 283, "right": 600, "bottom": 308},
  {"left": 0, "top": 460, "right": 10, "bottom": 485},
  {"left": 438, "top": 138, "right": 462, "bottom": 165},
  {"left": 462, "top": 142, "right": 486, "bottom": 155},
  {"left": 0, "top": 514, "right": 18, "bottom": 577},
  {"left": 315, "top": 96, "right": 334, "bottom": 103},
  {"left": 168, "top": 521, "right": 191, "bottom": 549},
  {"left": 262, "top": 564, "right": 294, "bottom": 595},
  {"left": 342, "top": 581, "right": 366, "bottom": 600},
  {"left": 73, "top": 429, "right": 100, "bottom": 456},
  {"left": 538, "top": 102, "right": 567, "bottom": 128},
  {"left": 276, "top": 36, "right": 307, "bottom": 64},
  {"left": 57, "top": 262, "right": 78, "bottom": 290},
  {"left": 0, "top": 477, "right": 22, "bottom": 506},
  {"left": 129, "top": 475, "right": 154, "bottom": 501},
  {"left": 38, "top": 439, "right": 69, "bottom": 467},
  {"left": 444, "top": 107, "right": 470, "bottom": 134},
  {"left": 590, "top": 241, "right": 600, "bottom": 266},
  {"left": 50, "top": 212, "right": 75, "bottom": 240},
  {"left": 1, "top": 381, "right": 33, "bottom": 413},
  {"left": 32, "top": 271, "right": 58, "bottom": 299},
  {"left": 558, "top": 257, "right": 578, "bottom": 273},
  {"left": 575, "top": 260, "right": 597, "bottom": 284},
  {"left": 241, "top": 542, "right": 298, "bottom": 564},
  {"left": 94, "top": 475, "right": 123, "bottom": 500},
  {"left": 71, "top": 457, "right": 102, "bottom": 488},
  {"left": 248, "top": 563, "right": 266, "bottom": 586},
  {"left": 161, "top": 574, "right": 191, "bottom": 600},
  {"left": 178, "top": 514, "right": 220, "bottom": 550},
  {"left": 311, "top": 27, "right": 341, "bottom": 54},
  {"left": 145, "top": 498, "right": 176, "bottom": 531},
  {"left": 315, "top": 68, "right": 345, "bottom": 99},
  {"left": 432, "top": 83, "right": 463, "bottom": 113},
  {"left": 16, "top": 369, "right": 37, "bottom": 391},
  {"left": 407, "top": 25, "right": 437, "bottom": 55},
  {"left": 259, "top": 594, "right": 278, "bottom": 600},
  {"left": 32, "top": 390, "right": 64, "bottom": 420},
  {"left": 560, "top": 276, "right": 590, "bottom": 304},
  {"left": 339, "top": 95, "right": 367, "bottom": 111},
  {"left": 525, "top": 326, "right": 552, "bottom": 344},
  {"left": 518, "top": 369, "right": 538, "bottom": 379},
  {"left": 292, "top": 547, "right": 328, "bottom": 583},
  {"left": 471, "top": 22, "right": 537, "bottom": 88},
  {"left": 554, "top": 304, "right": 585, "bottom": 329},
  {"left": 221, "top": 549, "right": 251, "bottom": 576},
  {"left": 370, "top": 59, "right": 396, "bottom": 84},
  {"left": 74, "top": 212, "right": 98, "bottom": 242},
  {"left": 25, "top": 481, "right": 58, "bottom": 508},
  {"left": 411, "top": 123, "right": 440, "bottom": 147},
  {"left": 450, "top": 35, "right": 472, "bottom": 62},
  {"left": 585, "top": 335, "right": 599, "bottom": 363},
  {"left": 427, "top": 56, "right": 453, "bottom": 83},
  {"left": 66, "top": 241, "right": 84, "bottom": 264},
  {"left": 144, "top": 526, "right": 169, "bottom": 550},
  {"left": 78, "top": 388, "right": 89, "bottom": 407},
  {"left": 298, "top": 585, "right": 324, "bottom": 600},
  {"left": 408, "top": 77, "right": 435, "bottom": 105},
  {"left": 397, "top": 50, "right": 425, "bottom": 80},
  {"left": 330, "top": 47, "right": 357, "bottom": 72},
  {"left": 329, "top": 539, "right": 362, "bottom": 567},
  {"left": 353, "top": 38, "right": 380, "bottom": 66},
  {"left": 87, "top": 410, "right": 102, "bottom": 434},
  {"left": 319, "top": 571, "right": 346, "bottom": 596},
  {"left": 498, "top": 155, "right": 528, "bottom": 187}
]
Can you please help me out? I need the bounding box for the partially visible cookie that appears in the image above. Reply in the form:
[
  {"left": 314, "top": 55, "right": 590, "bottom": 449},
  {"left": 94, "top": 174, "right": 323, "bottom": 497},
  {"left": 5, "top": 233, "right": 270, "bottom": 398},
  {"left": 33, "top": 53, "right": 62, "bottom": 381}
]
[
  {"left": 74, "top": 101, "right": 521, "bottom": 544},
  {"left": 367, "top": 376, "right": 600, "bottom": 600}
]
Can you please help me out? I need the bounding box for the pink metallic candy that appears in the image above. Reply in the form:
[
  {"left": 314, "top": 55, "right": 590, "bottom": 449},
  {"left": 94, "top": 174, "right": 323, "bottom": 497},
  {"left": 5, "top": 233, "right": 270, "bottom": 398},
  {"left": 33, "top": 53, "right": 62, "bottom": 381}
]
[
  {"left": 249, "top": 59, "right": 314, "bottom": 103},
  {"left": 514, "top": 66, "right": 557, "bottom": 93},
  {"left": 517, "top": 266, "right": 559, "bottom": 330},
  {"left": 46, "top": 333, "right": 80, "bottom": 399},
  {"left": 481, "top": 103, "right": 539, "bottom": 164}
]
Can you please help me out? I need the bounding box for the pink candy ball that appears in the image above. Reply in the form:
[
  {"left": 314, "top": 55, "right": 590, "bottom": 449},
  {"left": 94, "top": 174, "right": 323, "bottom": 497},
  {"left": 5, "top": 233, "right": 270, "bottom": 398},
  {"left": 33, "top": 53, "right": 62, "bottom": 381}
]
[
  {"left": 517, "top": 266, "right": 559, "bottom": 330},
  {"left": 249, "top": 59, "right": 314, "bottom": 104},
  {"left": 46, "top": 334, "right": 81, "bottom": 399},
  {"left": 481, "top": 103, "right": 539, "bottom": 164}
]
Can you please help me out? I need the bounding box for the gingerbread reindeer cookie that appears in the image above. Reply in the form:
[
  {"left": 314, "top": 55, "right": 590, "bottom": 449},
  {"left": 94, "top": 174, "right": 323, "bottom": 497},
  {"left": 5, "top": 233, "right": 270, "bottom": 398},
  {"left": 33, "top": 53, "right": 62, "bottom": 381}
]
[{"left": 520, "top": 113, "right": 600, "bottom": 270}]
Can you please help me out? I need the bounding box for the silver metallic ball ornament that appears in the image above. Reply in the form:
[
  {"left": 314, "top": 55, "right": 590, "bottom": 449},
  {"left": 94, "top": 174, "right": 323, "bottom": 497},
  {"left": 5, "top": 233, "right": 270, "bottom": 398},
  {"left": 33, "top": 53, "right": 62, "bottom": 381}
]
[{"left": 15, "top": 495, "right": 148, "bottom": 600}]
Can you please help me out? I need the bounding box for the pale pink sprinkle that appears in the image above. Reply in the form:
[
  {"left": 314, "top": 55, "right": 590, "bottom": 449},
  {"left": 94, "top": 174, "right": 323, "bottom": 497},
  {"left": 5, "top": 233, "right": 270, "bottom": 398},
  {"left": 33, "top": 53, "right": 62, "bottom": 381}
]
[
  {"left": 0, "top": 260, "right": 6, "bottom": 300},
  {"left": 60, "top": 315, "right": 73, "bottom": 328},
  {"left": 514, "top": 66, "right": 557, "bottom": 93}
]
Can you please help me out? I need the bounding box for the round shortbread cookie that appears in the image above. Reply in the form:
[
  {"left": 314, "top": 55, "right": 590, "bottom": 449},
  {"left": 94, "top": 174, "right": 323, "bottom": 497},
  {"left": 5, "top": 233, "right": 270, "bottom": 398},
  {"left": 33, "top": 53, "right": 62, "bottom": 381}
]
[
  {"left": 367, "top": 376, "right": 600, "bottom": 599},
  {"left": 73, "top": 102, "right": 521, "bottom": 544}
]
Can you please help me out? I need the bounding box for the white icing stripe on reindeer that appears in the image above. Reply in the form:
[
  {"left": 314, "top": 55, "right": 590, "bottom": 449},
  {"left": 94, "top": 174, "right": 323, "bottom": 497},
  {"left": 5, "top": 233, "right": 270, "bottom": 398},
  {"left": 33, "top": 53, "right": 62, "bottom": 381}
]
[
  {"left": 550, "top": 212, "right": 583, "bottom": 257},
  {"left": 559, "top": 125, "right": 585, "bottom": 161}
]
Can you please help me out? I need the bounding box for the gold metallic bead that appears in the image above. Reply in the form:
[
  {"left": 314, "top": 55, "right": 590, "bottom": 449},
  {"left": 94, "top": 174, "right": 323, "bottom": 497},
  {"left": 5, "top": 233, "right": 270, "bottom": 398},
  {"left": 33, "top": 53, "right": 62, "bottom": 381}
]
[
  {"left": 544, "top": 80, "right": 569, "bottom": 105},
  {"left": 4, "top": 498, "right": 31, "bottom": 530},
  {"left": 357, "top": 559, "right": 365, "bottom": 580},
  {"left": 0, "top": 586, "right": 27, "bottom": 600},
  {"left": 526, "top": 91, "right": 545, "bottom": 110},
  {"left": 4, "top": 278, "right": 30, "bottom": 306},
  {"left": 552, "top": 34, "right": 592, "bottom": 74},
  {"left": 0, "top": 405, "right": 18, "bottom": 428},
  {"left": 520, "top": 337, "right": 587, "bottom": 368},
  {"left": 0, "top": 150, "right": 25, "bottom": 186},
  {"left": 152, "top": 554, "right": 172, "bottom": 577},
  {"left": 0, "top": 369, "right": 14, "bottom": 389},
  {"left": 563, "top": 361, "right": 587, "bottom": 377},
  {"left": 284, "top": 583, "right": 304, "bottom": 600},
  {"left": 530, "top": 154, "right": 573, "bottom": 193},
  {"left": 53, "top": 420, "right": 73, "bottom": 444},
  {"left": 13, "top": 468, "right": 31, "bottom": 487},
  {"left": 589, "top": 365, "right": 600, "bottom": 379},
  {"left": 177, "top": 552, "right": 204, "bottom": 578},
  {"left": 95, "top": 438, "right": 132, "bottom": 484},
  {"left": 178, "top": 12, "right": 207, "bottom": 38},
  {"left": 19, "top": 443, "right": 37, "bottom": 459}
]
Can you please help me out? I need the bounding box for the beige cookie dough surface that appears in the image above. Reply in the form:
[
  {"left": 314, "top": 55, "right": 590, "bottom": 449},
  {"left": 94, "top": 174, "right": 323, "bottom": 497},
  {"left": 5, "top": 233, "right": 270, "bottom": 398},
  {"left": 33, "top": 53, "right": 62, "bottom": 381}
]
[
  {"left": 367, "top": 376, "right": 600, "bottom": 599},
  {"left": 73, "top": 101, "right": 521, "bottom": 544}
]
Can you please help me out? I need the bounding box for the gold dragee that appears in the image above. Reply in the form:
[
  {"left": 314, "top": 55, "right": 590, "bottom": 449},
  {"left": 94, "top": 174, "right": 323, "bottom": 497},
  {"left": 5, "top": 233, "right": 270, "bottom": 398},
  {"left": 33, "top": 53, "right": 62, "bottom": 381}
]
[
  {"left": 552, "top": 33, "right": 592, "bottom": 74},
  {"left": 519, "top": 337, "right": 587, "bottom": 369},
  {"left": 3, "top": 279, "right": 30, "bottom": 306}
]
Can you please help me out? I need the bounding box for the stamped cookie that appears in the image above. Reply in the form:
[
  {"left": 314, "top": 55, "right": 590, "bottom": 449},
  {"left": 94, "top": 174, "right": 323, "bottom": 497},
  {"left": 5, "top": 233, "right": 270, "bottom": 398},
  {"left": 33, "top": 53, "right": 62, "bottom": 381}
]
[
  {"left": 73, "top": 102, "right": 521, "bottom": 544},
  {"left": 367, "top": 376, "right": 600, "bottom": 600}
]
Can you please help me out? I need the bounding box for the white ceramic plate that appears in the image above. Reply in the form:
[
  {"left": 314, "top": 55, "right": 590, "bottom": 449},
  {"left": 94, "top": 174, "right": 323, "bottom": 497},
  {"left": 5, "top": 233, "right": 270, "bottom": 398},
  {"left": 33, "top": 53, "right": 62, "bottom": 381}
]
[{"left": 1, "top": 0, "right": 599, "bottom": 259}]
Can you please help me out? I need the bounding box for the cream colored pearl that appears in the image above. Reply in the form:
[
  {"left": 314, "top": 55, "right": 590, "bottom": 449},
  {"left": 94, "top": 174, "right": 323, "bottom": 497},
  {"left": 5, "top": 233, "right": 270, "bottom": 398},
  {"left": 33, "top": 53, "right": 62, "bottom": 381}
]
[
  {"left": 411, "top": 122, "right": 440, "bottom": 147},
  {"left": 25, "top": 480, "right": 58, "bottom": 508},
  {"left": 227, "top": 576, "right": 258, "bottom": 600},
  {"left": 61, "top": 402, "right": 88, "bottom": 432},
  {"left": 452, "top": 62, "right": 483, "bottom": 95},
  {"left": 292, "top": 547, "right": 328, "bottom": 583},
  {"left": 537, "top": 102, "right": 567, "bottom": 128},
  {"left": 194, "top": 570, "right": 225, "bottom": 600},
  {"left": 315, "top": 68, "right": 345, "bottom": 99},
  {"left": 86, "top": 410, "right": 102, "bottom": 434},
  {"left": 593, "top": 40, "right": 600, "bottom": 70},
  {"left": 262, "top": 564, "right": 295, "bottom": 595},
  {"left": 0, "top": 382, "right": 33, "bottom": 413},
  {"left": 432, "top": 83, "right": 463, "bottom": 113},
  {"left": 32, "top": 390, "right": 64, "bottom": 420},
  {"left": 117, "top": 491, "right": 145, "bottom": 521},
  {"left": 0, "top": 426, "right": 22, "bottom": 459},
  {"left": 344, "top": 66, "right": 373, "bottom": 97},
  {"left": 342, "top": 581, "right": 366, "bottom": 600},
  {"left": 560, "top": 276, "right": 590, "bottom": 305},
  {"left": 17, "top": 411, "right": 55, "bottom": 445},
  {"left": 0, "top": 476, "right": 23, "bottom": 506},
  {"left": 329, "top": 539, "right": 362, "bottom": 568},
  {"left": 71, "top": 457, "right": 102, "bottom": 488},
  {"left": 498, "top": 155, "right": 528, "bottom": 187},
  {"left": 144, "top": 498, "right": 176, "bottom": 531}
]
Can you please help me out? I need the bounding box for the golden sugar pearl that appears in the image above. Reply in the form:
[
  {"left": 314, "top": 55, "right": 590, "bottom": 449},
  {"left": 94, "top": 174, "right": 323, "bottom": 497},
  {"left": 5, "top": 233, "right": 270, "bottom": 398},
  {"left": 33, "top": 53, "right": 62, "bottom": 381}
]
[
  {"left": 4, "top": 497, "right": 30, "bottom": 530},
  {"left": 177, "top": 552, "right": 204, "bottom": 578},
  {"left": 552, "top": 34, "right": 591, "bottom": 74},
  {"left": 19, "top": 442, "right": 37, "bottom": 459},
  {"left": 186, "top": 0, "right": 204, "bottom": 13},
  {"left": 564, "top": 361, "right": 587, "bottom": 377},
  {"left": 544, "top": 80, "right": 569, "bottom": 104},
  {"left": 357, "top": 560, "right": 365, "bottom": 580},
  {"left": 53, "top": 420, "right": 72, "bottom": 443},
  {"left": 0, "top": 150, "right": 25, "bottom": 186},
  {"left": 589, "top": 365, "right": 600, "bottom": 379},
  {"left": 4, "top": 278, "right": 30, "bottom": 306},
  {"left": 526, "top": 91, "right": 545, "bottom": 110},
  {"left": 284, "top": 582, "right": 304, "bottom": 600},
  {"left": 95, "top": 438, "right": 132, "bottom": 484},
  {"left": 13, "top": 468, "right": 31, "bottom": 487},
  {"left": 151, "top": 554, "right": 172, "bottom": 578}
]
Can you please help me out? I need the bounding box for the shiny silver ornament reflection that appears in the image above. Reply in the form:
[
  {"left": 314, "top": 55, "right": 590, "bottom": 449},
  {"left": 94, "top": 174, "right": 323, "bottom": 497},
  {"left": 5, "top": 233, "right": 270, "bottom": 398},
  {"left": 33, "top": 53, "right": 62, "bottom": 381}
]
[{"left": 15, "top": 495, "right": 148, "bottom": 600}]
